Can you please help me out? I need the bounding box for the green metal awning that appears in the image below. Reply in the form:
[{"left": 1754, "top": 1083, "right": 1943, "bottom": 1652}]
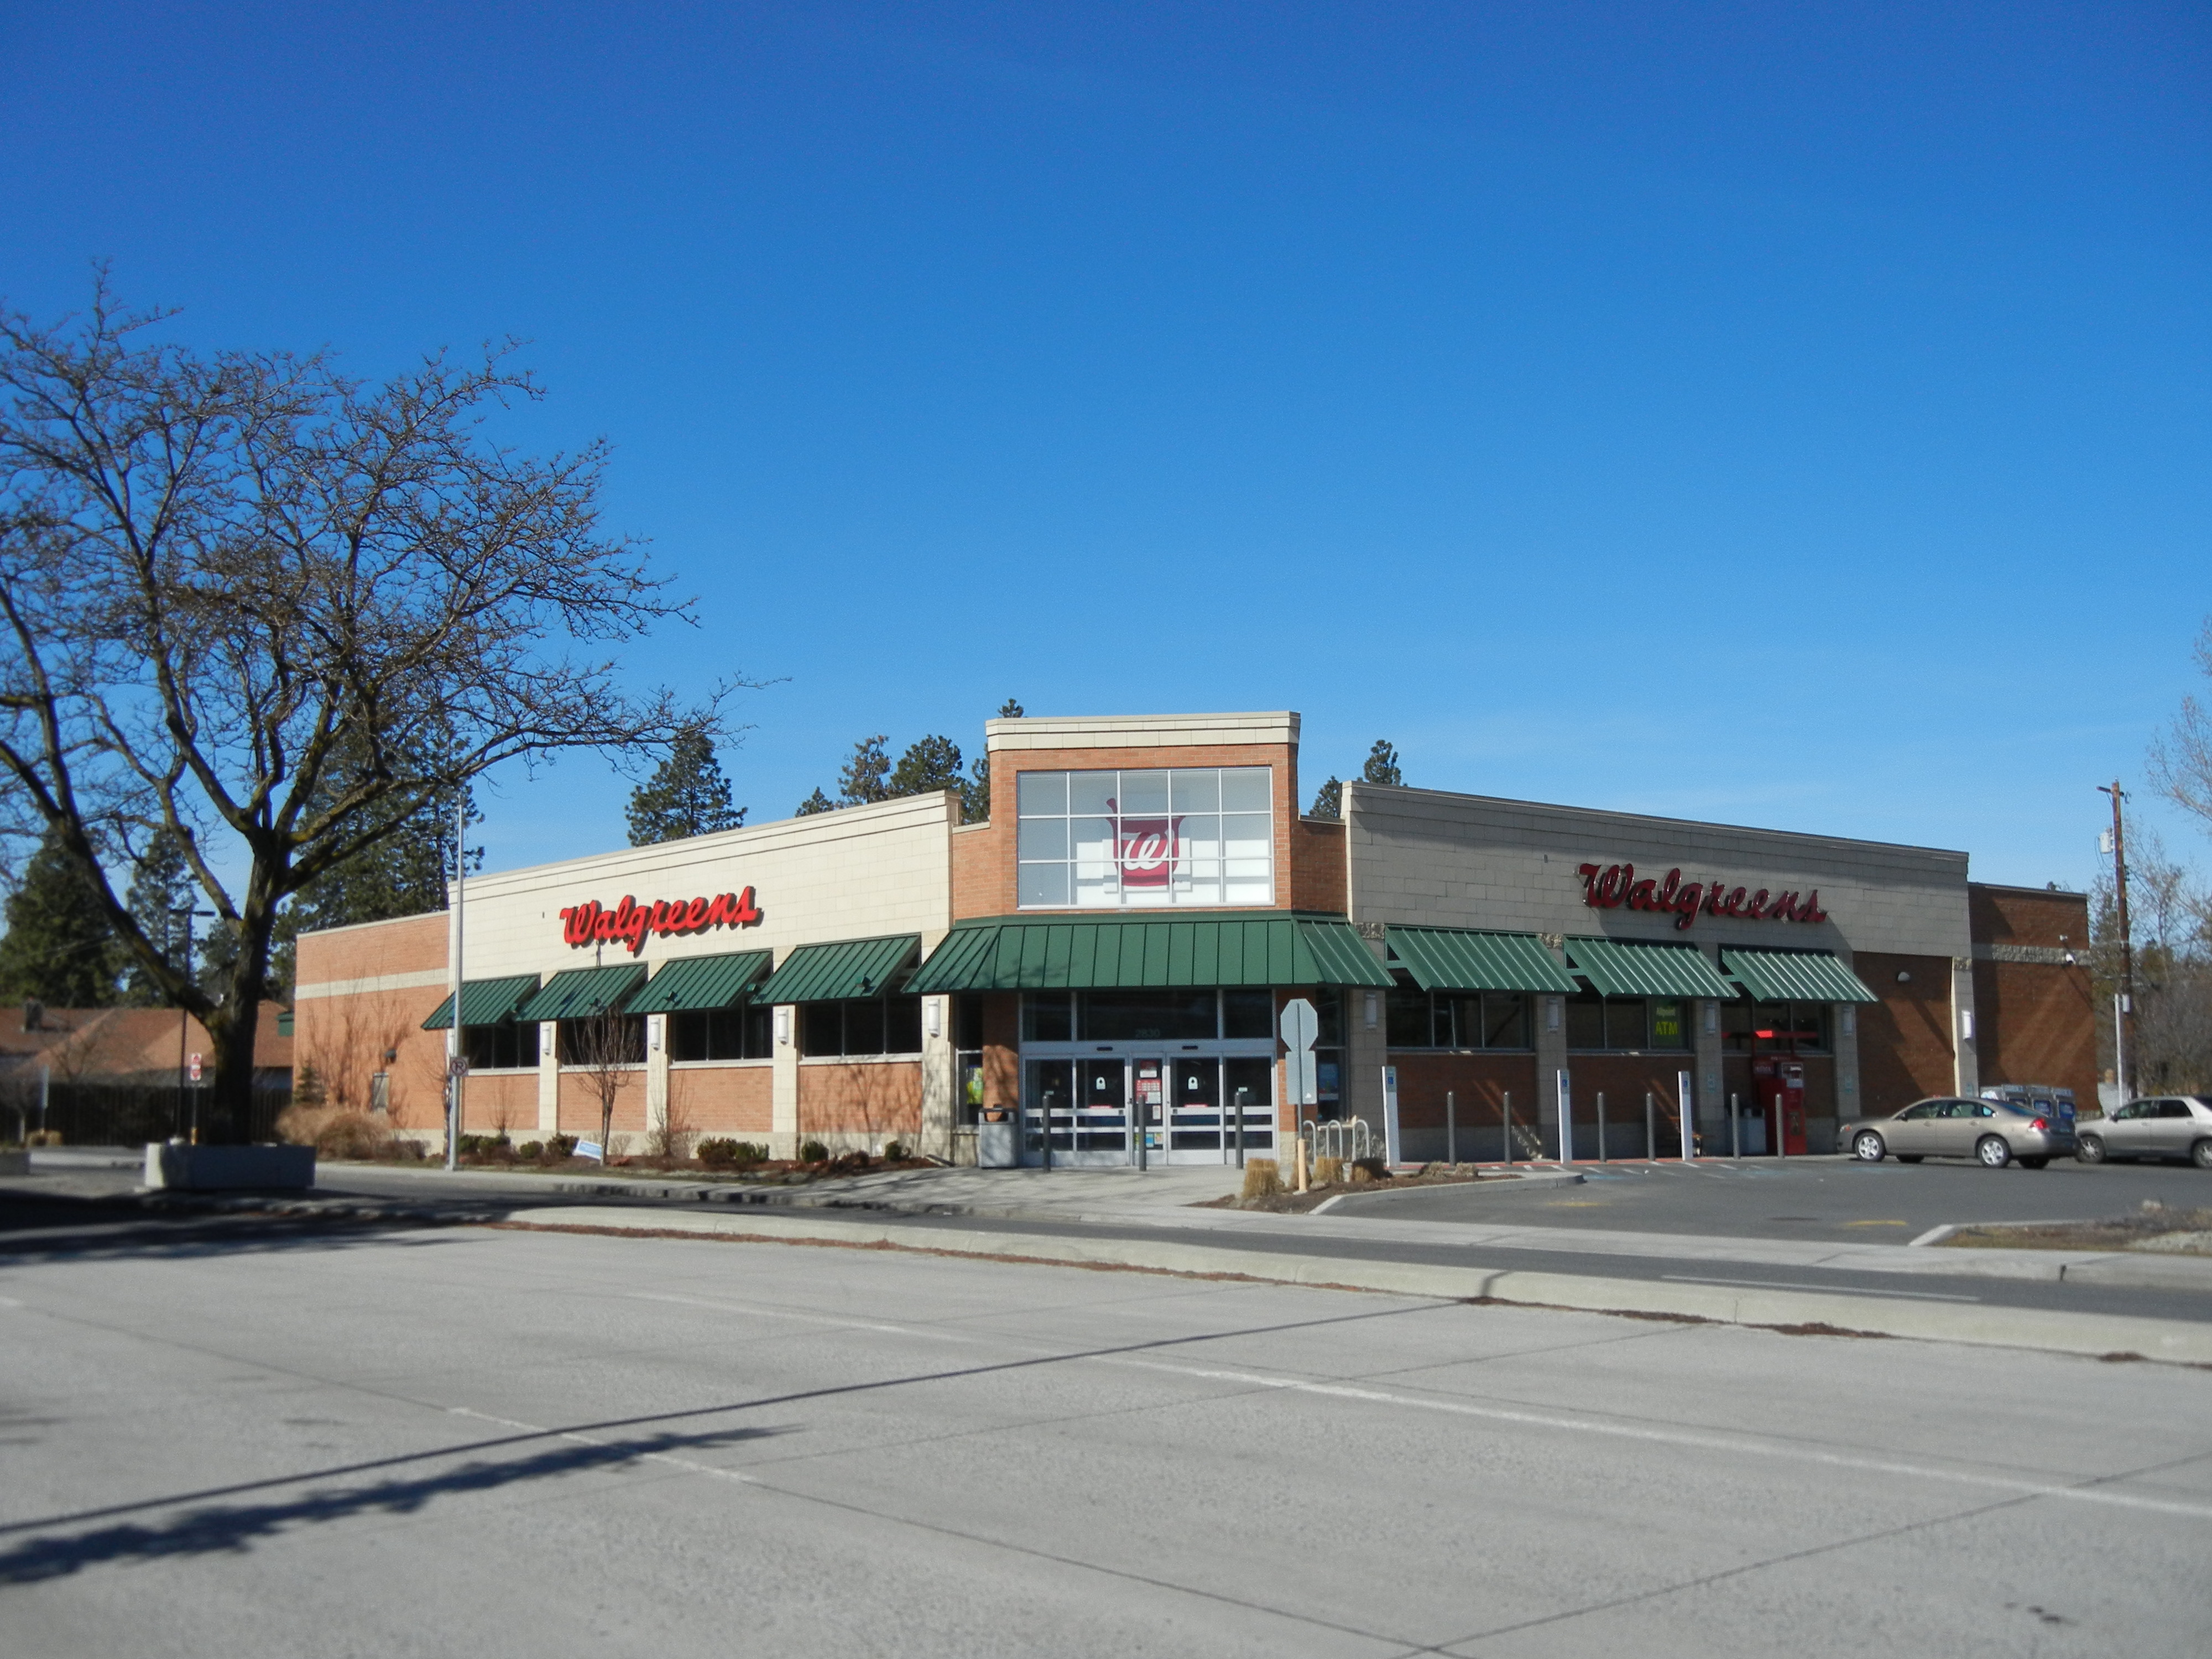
[
  {"left": 1721, "top": 948, "right": 1879, "bottom": 1004},
  {"left": 906, "top": 913, "right": 1393, "bottom": 993},
  {"left": 421, "top": 974, "right": 541, "bottom": 1031},
  {"left": 514, "top": 963, "right": 647, "bottom": 1022},
  {"left": 753, "top": 935, "right": 920, "bottom": 1004},
  {"left": 1385, "top": 926, "right": 1579, "bottom": 994},
  {"left": 627, "top": 951, "right": 773, "bottom": 1015},
  {"left": 1564, "top": 937, "right": 1737, "bottom": 999}
]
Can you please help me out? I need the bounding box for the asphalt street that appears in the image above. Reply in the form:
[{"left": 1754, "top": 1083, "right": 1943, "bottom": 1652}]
[
  {"left": 3, "top": 1217, "right": 2209, "bottom": 1658},
  {"left": 1329, "top": 1157, "right": 2212, "bottom": 1240}
]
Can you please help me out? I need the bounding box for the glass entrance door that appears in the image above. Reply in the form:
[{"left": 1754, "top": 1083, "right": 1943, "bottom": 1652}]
[
  {"left": 1169, "top": 1057, "right": 1220, "bottom": 1156},
  {"left": 1024, "top": 1047, "right": 1276, "bottom": 1167},
  {"left": 1076, "top": 1055, "right": 1133, "bottom": 1163}
]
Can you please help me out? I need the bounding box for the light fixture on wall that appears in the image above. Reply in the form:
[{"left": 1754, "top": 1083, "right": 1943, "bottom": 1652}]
[
  {"left": 1547, "top": 997, "right": 1562, "bottom": 1032},
  {"left": 775, "top": 1007, "right": 790, "bottom": 1046},
  {"left": 1703, "top": 1003, "right": 1718, "bottom": 1036},
  {"left": 1896, "top": 969, "right": 1912, "bottom": 984},
  {"left": 1363, "top": 992, "right": 1378, "bottom": 1030},
  {"left": 1960, "top": 1010, "right": 1975, "bottom": 1041},
  {"left": 926, "top": 1000, "right": 941, "bottom": 1039},
  {"left": 1841, "top": 1006, "right": 1856, "bottom": 1038}
]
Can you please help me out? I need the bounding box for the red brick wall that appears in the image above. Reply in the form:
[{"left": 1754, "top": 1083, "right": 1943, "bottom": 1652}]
[
  {"left": 797, "top": 1060, "right": 924, "bottom": 1138},
  {"left": 560, "top": 1069, "right": 646, "bottom": 1136},
  {"left": 1387, "top": 1052, "right": 1543, "bottom": 1131},
  {"left": 458, "top": 1072, "right": 538, "bottom": 1136},
  {"left": 669, "top": 1063, "right": 774, "bottom": 1136},
  {"left": 980, "top": 993, "right": 1020, "bottom": 1111},
  {"left": 296, "top": 911, "right": 448, "bottom": 983},
  {"left": 1291, "top": 817, "right": 1347, "bottom": 913},
  {"left": 1967, "top": 883, "right": 2096, "bottom": 1105},
  {"left": 295, "top": 912, "right": 454, "bottom": 1127},
  {"left": 1561, "top": 1054, "right": 1701, "bottom": 1155},
  {"left": 1854, "top": 952, "right": 1955, "bottom": 1114}
]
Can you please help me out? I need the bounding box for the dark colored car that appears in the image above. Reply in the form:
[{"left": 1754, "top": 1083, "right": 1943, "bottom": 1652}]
[
  {"left": 1844, "top": 1097, "right": 2075, "bottom": 1168},
  {"left": 2075, "top": 1097, "right": 2212, "bottom": 1168}
]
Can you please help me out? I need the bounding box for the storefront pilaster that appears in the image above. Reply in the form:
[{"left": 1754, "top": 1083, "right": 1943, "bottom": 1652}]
[
  {"left": 1694, "top": 1001, "right": 1724, "bottom": 1155},
  {"left": 1535, "top": 993, "right": 1567, "bottom": 1157},
  {"left": 1951, "top": 956, "right": 1980, "bottom": 1096},
  {"left": 771, "top": 1005, "right": 799, "bottom": 1159},
  {"left": 536, "top": 1023, "right": 559, "bottom": 1135},
  {"left": 1834, "top": 1001, "right": 1863, "bottom": 1132},
  {"left": 920, "top": 996, "right": 953, "bottom": 1161},
  {"left": 645, "top": 1014, "right": 670, "bottom": 1150}
]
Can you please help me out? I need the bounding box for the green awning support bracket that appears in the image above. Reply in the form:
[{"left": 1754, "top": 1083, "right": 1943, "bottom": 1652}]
[
  {"left": 1564, "top": 937, "right": 1739, "bottom": 999},
  {"left": 1385, "top": 926, "right": 1579, "bottom": 994},
  {"left": 1720, "top": 947, "right": 1880, "bottom": 1004},
  {"left": 753, "top": 935, "right": 921, "bottom": 1004},
  {"left": 906, "top": 912, "right": 1391, "bottom": 993},
  {"left": 627, "top": 950, "right": 774, "bottom": 1015},
  {"left": 514, "top": 963, "right": 648, "bottom": 1023},
  {"left": 421, "top": 973, "right": 542, "bottom": 1031}
]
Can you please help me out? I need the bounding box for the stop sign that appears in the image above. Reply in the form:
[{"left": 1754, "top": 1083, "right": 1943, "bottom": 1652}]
[{"left": 188, "top": 1052, "right": 202, "bottom": 1083}]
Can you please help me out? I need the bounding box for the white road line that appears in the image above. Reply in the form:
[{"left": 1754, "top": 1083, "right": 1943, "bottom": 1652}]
[
  {"left": 1107, "top": 1359, "right": 2212, "bottom": 1520},
  {"left": 1660, "top": 1274, "right": 1982, "bottom": 1303}
]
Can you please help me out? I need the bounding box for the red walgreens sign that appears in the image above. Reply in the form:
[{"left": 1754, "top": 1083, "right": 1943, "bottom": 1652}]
[
  {"left": 1112, "top": 797, "right": 1186, "bottom": 889},
  {"left": 559, "top": 888, "right": 763, "bottom": 955},
  {"left": 1577, "top": 863, "right": 1828, "bottom": 932}
]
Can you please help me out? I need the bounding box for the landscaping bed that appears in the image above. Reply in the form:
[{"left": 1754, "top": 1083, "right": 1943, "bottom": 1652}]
[
  {"left": 1938, "top": 1201, "right": 2212, "bottom": 1255},
  {"left": 1202, "top": 1157, "right": 1517, "bottom": 1213}
]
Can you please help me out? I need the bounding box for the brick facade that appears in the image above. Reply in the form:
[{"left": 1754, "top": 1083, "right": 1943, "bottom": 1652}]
[
  {"left": 1968, "top": 883, "right": 2096, "bottom": 1106},
  {"left": 1851, "top": 952, "right": 1958, "bottom": 1114}
]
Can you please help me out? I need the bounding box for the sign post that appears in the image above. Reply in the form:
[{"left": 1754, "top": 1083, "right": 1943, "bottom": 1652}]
[
  {"left": 1280, "top": 998, "right": 1318, "bottom": 1181},
  {"left": 1678, "top": 1068, "right": 1695, "bottom": 1162},
  {"left": 1381, "top": 1066, "right": 1401, "bottom": 1167},
  {"left": 1556, "top": 1067, "right": 1573, "bottom": 1164}
]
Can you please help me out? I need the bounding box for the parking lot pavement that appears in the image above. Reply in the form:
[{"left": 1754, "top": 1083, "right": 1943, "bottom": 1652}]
[
  {"left": 4, "top": 1220, "right": 2209, "bottom": 1658},
  {"left": 1327, "top": 1156, "right": 2212, "bottom": 1243}
]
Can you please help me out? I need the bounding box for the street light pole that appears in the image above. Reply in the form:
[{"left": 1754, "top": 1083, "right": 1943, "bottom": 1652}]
[
  {"left": 2099, "top": 781, "right": 2136, "bottom": 1101},
  {"left": 169, "top": 906, "right": 215, "bottom": 1141},
  {"left": 445, "top": 794, "right": 466, "bottom": 1173}
]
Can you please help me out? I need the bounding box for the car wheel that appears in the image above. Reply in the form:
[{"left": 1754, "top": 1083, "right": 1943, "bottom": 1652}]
[
  {"left": 1896, "top": 1154, "right": 1924, "bottom": 1164},
  {"left": 1853, "top": 1131, "right": 1886, "bottom": 1163},
  {"left": 2194, "top": 1139, "right": 2212, "bottom": 1170},
  {"left": 2019, "top": 1157, "right": 2049, "bottom": 1170},
  {"left": 2077, "top": 1134, "right": 2105, "bottom": 1165},
  {"left": 1976, "top": 1135, "right": 2012, "bottom": 1168}
]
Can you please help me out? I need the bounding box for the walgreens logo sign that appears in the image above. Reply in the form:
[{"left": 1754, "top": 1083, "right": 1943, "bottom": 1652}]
[
  {"left": 559, "top": 888, "right": 763, "bottom": 955},
  {"left": 1577, "top": 863, "right": 1828, "bottom": 932}
]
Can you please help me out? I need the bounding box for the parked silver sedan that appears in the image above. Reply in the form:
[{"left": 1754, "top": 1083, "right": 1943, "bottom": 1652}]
[
  {"left": 2075, "top": 1097, "right": 2212, "bottom": 1168},
  {"left": 1844, "top": 1097, "right": 2075, "bottom": 1168}
]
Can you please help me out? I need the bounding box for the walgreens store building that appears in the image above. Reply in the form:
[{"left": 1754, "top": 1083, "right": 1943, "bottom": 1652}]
[{"left": 295, "top": 711, "right": 2095, "bottom": 1165}]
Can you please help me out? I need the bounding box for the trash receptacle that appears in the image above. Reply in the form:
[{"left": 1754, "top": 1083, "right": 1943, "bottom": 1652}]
[{"left": 978, "top": 1108, "right": 1018, "bottom": 1168}]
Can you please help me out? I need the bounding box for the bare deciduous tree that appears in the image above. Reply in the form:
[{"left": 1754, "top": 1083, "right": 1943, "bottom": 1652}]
[
  {"left": 0, "top": 275, "right": 741, "bottom": 1138},
  {"left": 565, "top": 1007, "right": 643, "bottom": 1156}
]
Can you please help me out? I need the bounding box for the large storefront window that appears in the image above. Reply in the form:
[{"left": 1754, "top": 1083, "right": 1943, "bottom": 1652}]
[
  {"left": 1021, "top": 989, "right": 1284, "bottom": 1042},
  {"left": 1015, "top": 768, "right": 1274, "bottom": 908},
  {"left": 1385, "top": 981, "right": 1531, "bottom": 1050},
  {"left": 669, "top": 1004, "right": 773, "bottom": 1062},
  {"left": 1564, "top": 995, "right": 1692, "bottom": 1053},
  {"left": 1722, "top": 1001, "right": 1829, "bottom": 1054},
  {"left": 461, "top": 1020, "right": 539, "bottom": 1071},
  {"left": 801, "top": 994, "right": 924, "bottom": 1058}
]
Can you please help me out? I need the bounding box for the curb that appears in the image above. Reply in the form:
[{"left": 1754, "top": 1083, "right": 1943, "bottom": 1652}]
[{"left": 491, "top": 1203, "right": 2212, "bottom": 1368}]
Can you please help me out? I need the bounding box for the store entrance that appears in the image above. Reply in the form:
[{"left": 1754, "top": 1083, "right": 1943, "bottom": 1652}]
[{"left": 1022, "top": 1050, "right": 1275, "bottom": 1167}]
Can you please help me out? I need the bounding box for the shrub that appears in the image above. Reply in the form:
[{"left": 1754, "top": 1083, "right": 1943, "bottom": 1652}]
[
  {"left": 799, "top": 1139, "right": 830, "bottom": 1164},
  {"left": 697, "top": 1138, "right": 767, "bottom": 1170},
  {"left": 542, "top": 1134, "right": 578, "bottom": 1161},
  {"left": 1312, "top": 1155, "right": 1343, "bottom": 1187},
  {"left": 1239, "top": 1159, "right": 1282, "bottom": 1203},
  {"left": 880, "top": 1140, "right": 906, "bottom": 1162},
  {"left": 276, "top": 1103, "right": 394, "bottom": 1161}
]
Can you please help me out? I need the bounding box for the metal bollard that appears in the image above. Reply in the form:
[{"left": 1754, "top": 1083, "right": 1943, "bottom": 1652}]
[
  {"left": 1501, "top": 1090, "right": 1513, "bottom": 1164},
  {"left": 1233, "top": 1086, "right": 1248, "bottom": 1168},
  {"left": 1446, "top": 1090, "right": 1456, "bottom": 1166},
  {"left": 1597, "top": 1091, "right": 1606, "bottom": 1163},
  {"left": 1646, "top": 1091, "right": 1655, "bottom": 1160},
  {"left": 1730, "top": 1091, "right": 1741, "bottom": 1159}
]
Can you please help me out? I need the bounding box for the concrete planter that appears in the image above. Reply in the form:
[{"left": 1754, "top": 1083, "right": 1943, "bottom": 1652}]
[{"left": 144, "top": 1142, "right": 316, "bottom": 1192}]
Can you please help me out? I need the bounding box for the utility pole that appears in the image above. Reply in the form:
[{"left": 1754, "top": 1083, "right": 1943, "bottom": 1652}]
[
  {"left": 2099, "top": 781, "right": 2136, "bottom": 1100},
  {"left": 445, "top": 795, "right": 466, "bottom": 1173}
]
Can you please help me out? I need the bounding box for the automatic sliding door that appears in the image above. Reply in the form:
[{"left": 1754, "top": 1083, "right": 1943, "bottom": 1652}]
[
  {"left": 1079, "top": 1058, "right": 1133, "bottom": 1160},
  {"left": 1022, "top": 1060, "right": 1074, "bottom": 1163},
  {"left": 1224, "top": 1056, "right": 1274, "bottom": 1153},
  {"left": 1170, "top": 1058, "right": 1220, "bottom": 1159}
]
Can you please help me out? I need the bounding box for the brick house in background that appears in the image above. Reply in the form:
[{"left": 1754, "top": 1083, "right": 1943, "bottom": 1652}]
[{"left": 0, "top": 1001, "right": 294, "bottom": 1142}]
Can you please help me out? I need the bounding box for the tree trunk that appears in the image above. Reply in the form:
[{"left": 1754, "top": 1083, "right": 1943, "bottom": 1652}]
[
  {"left": 600, "top": 1094, "right": 615, "bottom": 1159},
  {"left": 205, "top": 905, "right": 279, "bottom": 1144}
]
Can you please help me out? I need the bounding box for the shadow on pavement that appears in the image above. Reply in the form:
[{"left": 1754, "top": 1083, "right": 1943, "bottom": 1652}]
[{"left": 0, "top": 1422, "right": 782, "bottom": 1585}]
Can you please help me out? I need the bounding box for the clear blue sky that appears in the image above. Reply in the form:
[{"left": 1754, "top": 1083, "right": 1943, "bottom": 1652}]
[{"left": 9, "top": 2, "right": 2209, "bottom": 890}]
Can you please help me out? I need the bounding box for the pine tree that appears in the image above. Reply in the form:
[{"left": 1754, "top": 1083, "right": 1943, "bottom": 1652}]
[
  {"left": 959, "top": 698, "right": 1023, "bottom": 822},
  {"left": 837, "top": 735, "right": 892, "bottom": 806},
  {"left": 0, "top": 824, "right": 123, "bottom": 1006},
  {"left": 888, "top": 735, "right": 964, "bottom": 799},
  {"left": 625, "top": 725, "right": 745, "bottom": 845},
  {"left": 1309, "top": 777, "right": 1343, "bottom": 818},
  {"left": 795, "top": 787, "right": 837, "bottom": 817},
  {"left": 1361, "top": 740, "right": 1403, "bottom": 787},
  {"left": 122, "top": 828, "right": 194, "bottom": 1005}
]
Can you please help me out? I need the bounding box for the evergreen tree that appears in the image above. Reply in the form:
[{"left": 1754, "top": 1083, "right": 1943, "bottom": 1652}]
[
  {"left": 959, "top": 698, "right": 1022, "bottom": 822},
  {"left": 122, "top": 828, "right": 194, "bottom": 1004},
  {"left": 625, "top": 724, "right": 745, "bottom": 845},
  {"left": 795, "top": 786, "right": 837, "bottom": 817},
  {"left": 888, "top": 735, "right": 964, "bottom": 799},
  {"left": 836, "top": 734, "right": 892, "bottom": 806},
  {"left": 0, "top": 824, "right": 123, "bottom": 1006},
  {"left": 1309, "top": 776, "right": 1343, "bottom": 818},
  {"left": 1361, "top": 740, "right": 1403, "bottom": 787}
]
